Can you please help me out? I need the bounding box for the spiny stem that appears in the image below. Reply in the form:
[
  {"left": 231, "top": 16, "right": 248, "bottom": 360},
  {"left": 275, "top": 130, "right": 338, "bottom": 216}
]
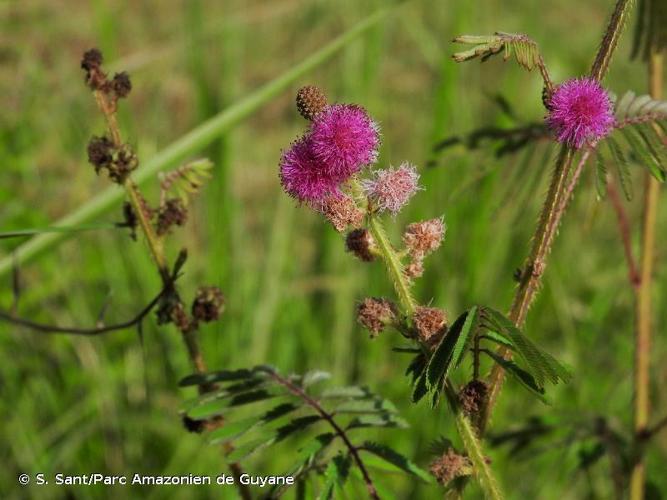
[
  {"left": 630, "top": 48, "right": 663, "bottom": 500},
  {"left": 483, "top": 0, "right": 636, "bottom": 432},
  {"left": 445, "top": 384, "right": 505, "bottom": 500},
  {"left": 367, "top": 215, "right": 417, "bottom": 316},
  {"left": 590, "top": 0, "right": 635, "bottom": 81}
]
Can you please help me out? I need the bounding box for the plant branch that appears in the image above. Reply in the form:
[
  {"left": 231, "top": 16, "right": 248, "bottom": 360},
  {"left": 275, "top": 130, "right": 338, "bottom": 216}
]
[
  {"left": 0, "top": 288, "right": 165, "bottom": 335},
  {"left": 267, "top": 370, "right": 380, "bottom": 500}
]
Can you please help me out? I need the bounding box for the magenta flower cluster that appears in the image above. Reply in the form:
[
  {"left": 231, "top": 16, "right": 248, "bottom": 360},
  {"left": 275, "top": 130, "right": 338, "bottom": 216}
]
[
  {"left": 546, "top": 77, "right": 615, "bottom": 148},
  {"left": 279, "top": 104, "right": 380, "bottom": 203}
]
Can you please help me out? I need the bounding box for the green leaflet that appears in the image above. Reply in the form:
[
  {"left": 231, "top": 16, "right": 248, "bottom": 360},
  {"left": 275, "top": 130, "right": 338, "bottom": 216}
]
[{"left": 360, "top": 442, "right": 432, "bottom": 483}]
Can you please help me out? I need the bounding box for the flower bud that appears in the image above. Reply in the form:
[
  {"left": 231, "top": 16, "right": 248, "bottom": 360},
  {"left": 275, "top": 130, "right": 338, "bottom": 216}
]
[
  {"left": 413, "top": 306, "right": 447, "bottom": 346},
  {"left": 403, "top": 218, "right": 446, "bottom": 259},
  {"left": 345, "top": 228, "right": 376, "bottom": 262},
  {"left": 296, "top": 85, "right": 328, "bottom": 121},
  {"left": 430, "top": 449, "right": 472, "bottom": 486},
  {"left": 357, "top": 298, "right": 397, "bottom": 337}
]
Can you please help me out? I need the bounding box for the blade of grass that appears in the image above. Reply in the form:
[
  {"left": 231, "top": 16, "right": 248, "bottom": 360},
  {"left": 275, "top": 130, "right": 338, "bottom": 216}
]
[{"left": 0, "top": 7, "right": 391, "bottom": 279}]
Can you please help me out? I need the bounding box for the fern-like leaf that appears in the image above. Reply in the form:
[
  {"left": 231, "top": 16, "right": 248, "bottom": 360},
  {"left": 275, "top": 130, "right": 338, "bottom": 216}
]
[
  {"left": 159, "top": 158, "right": 213, "bottom": 206},
  {"left": 452, "top": 32, "right": 544, "bottom": 72}
]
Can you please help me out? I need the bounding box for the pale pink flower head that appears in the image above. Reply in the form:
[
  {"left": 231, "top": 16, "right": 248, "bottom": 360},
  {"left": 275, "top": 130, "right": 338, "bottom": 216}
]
[
  {"left": 310, "top": 104, "right": 380, "bottom": 179},
  {"left": 362, "top": 162, "right": 421, "bottom": 215},
  {"left": 546, "top": 77, "right": 615, "bottom": 148},
  {"left": 279, "top": 135, "right": 339, "bottom": 203}
]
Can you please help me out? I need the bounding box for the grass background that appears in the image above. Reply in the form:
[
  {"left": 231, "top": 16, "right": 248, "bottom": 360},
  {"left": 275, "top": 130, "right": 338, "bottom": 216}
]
[{"left": 1, "top": 0, "right": 665, "bottom": 498}]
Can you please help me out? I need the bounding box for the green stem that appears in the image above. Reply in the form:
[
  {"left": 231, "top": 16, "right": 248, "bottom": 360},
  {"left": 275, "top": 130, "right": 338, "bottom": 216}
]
[
  {"left": 446, "top": 385, "right": 505, "bottom": 500},
  {"left": 367, "top": 215, "right": 417, "bottom": 316}
]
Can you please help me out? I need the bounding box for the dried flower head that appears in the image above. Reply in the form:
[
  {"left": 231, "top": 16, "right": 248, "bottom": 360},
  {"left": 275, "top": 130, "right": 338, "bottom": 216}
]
[
  {"left": 403, "top": 218, "right": 446, "bottom": 258},
  {"left": 296, "top": 85, "right": 328, "bottom": 121},
  {"left": 157, "top": 198, "right": 188, "bottom": 235},
  {"left": 413, "top": 306, "right": 447, "bottom": 346},
  {"left": 87, "top": 135, "right": 115, "bottom": 172},
  {"left": 112, "top": 72, "right": 132, "bottom": 98},
  {"left": 459, "top": 380, "right": 489, "bottom": 417},
  {"left": 310, "top": 104, "right": 380, "bottom": 179},
  {"left": 430, "top": 449, "right": 472, "bottom": 486},
  {"left": 279, "top": 135, "right": 340, "bottom": 203},
  {"left": 81, "top": 48, "right": 103, "bottom": 72},
  {"left": 362, "top": 162, "right": 421, "bottom": 215},
  {"left": 191, "top": 286, "right": 225, "bottom": 323},
  {"left": 546, "top": 77, "right": 615, "bottom": 148},
  {"left": 357, "top": 298, "right": 398, "bottom": 337},
  {"left": 346, "top": 228, "right": 377, "bottom": 262},
  {"left": 316, "top": 193, "right": 364, "bottom": 232},
  {"left": 404, "top": 259, "right": 424, "bottom": 280}
]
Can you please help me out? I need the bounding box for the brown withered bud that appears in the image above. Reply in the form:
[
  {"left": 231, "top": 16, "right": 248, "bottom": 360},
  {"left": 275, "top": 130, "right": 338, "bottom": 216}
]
[
  {"left": 429, "top": 448, "right": 472, "bottom": 486},
  {"left": 403, "top": 218, "right": 446, "bottom": 259},
  {"left": 170, "top": 301, "right": 192, "bottom": 332},
  {"left": 318, "top": 193, "right": 364, "bottom": 232},
  {"left": 459, "top": 379, "right": 489, "bottom": 417},
  {"left": 191, "top": 286, "right": 225, "bottom": 323},
  {"left": 357, "top": 298, "right": 398, "bottom": 337},
  {"left": 345, "top": 228, "right": 376, "bottom": 262},
  {"left": 413, "top": 306, "right": 447, "bottom": 346},
  {"left": 81, "top": 48, "right": 103, "bottom": 72},
  {"left": 111, "top": 72, "right": 132, "bottom": 98},
  {"left": 87, "top": 135, "right": 115, "bottom": 172},
  {"left": 296, "top": 85, "right": 328, "bottom": 121},
  {"left": 156, "top": 198, "right": 188, "bottom": 236},
  {"left": 109, "top": 144, "right": 139, "bottom": 183},
  {"left": 182, "top": 415, "right": 206, "bottom": 434},
  {"left": 404, "top": 258, "right": 424, "bottom": 280}
]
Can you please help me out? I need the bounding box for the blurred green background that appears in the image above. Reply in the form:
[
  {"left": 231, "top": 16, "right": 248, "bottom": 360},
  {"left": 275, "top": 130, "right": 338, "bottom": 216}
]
[{"left": 1, "top": 0, "right": 665, "bottom": 498}]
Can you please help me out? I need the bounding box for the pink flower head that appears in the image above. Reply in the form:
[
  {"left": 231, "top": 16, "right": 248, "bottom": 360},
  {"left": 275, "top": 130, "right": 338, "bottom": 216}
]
[
  {"left": 279, "top": 135, "right": 340, "bottom": 203},
  {"left": 310, "top": 104, "right": 380, "bottom": 179},
  {"left": 546, "top": 77, "right": 615, "bottom": 148},
  {"left": 362, "top": 162, "right": 421, "bottom": 215}
]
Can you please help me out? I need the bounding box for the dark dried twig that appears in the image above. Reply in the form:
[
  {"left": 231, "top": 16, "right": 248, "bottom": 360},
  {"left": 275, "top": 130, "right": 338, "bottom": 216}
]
[{"left": 0, "top": 288, "right": 166, "bottom": 335}]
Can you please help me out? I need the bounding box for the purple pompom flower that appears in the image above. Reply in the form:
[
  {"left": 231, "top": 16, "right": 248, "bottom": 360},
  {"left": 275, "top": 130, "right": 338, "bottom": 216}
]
[
  {"left": 362, "top": 162, "right": 421, "bottom": 215},
  {"left": 546, "top": 77, "right": 615, "bottom": 148},
  {"left": 310, "top": 104, "right": 380, "bottom": 179},
  {"left": 279, "top": 135, "right": 340, "bottom": 203}
]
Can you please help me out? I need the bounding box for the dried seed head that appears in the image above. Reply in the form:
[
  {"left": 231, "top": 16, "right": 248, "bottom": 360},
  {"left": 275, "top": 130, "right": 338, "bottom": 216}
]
[
  {"left": 87, "top": 135, "right": 115, "bottom": 172},
  {"left": 110, "top": 144, "right": 139, "bottom": 183},
  {"left": 413, "top": 306, "right": 447, "bottom": 346},
  {"left": 111, "top": 71, "right": 132, "bottom": 98},
  {"left": 459, "top": 379, "right": 489, "bottom": 417},
  {"left": 296, "top": 85, "right": 328, "bottom": 121},
  {"left": 362, "top": 162, "right": 421, "bottom": 215},
  {"left": 429, "top": 449, "right": 472, "bottom": 486},
  {"left": 345, "top": 228, "right": 376, "bottom": 262},
  {"left": 404, "top": 258, "right": 424, "bottom": 280},
  {"left": 357, "top": 298, "right": 398, "bottom": 337},
  {"left": 156, "top": 198, "right": 188, "bottom": 236},
  {"left": 317, "top": 193, "right": 364, "bottom": 232},
  {"left": 81, "top": 48, "right": 103, "bottom": 72},
  {"left": 403, "top": 218, "right": 446, "bottom": 259},
  {"left": 191, "top": 286, "right": 226, "bottom": 323}
]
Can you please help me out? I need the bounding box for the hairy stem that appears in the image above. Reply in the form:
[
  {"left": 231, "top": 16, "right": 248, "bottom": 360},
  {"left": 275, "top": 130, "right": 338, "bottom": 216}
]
[
  {"left": 590, "top": 0, "right": 636, "bottom": 81},
  {"left": 482, "top": 0, "right": 636, "bottom": 433},
  {"left": 630, "top": 48, "right": 663, "bottom": 500},
  {"left": 446, "top": 384, "right": 505, "bottom": 500},
  {"left": 268, "top": 371, "right": 380, "bottom": 500}
]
